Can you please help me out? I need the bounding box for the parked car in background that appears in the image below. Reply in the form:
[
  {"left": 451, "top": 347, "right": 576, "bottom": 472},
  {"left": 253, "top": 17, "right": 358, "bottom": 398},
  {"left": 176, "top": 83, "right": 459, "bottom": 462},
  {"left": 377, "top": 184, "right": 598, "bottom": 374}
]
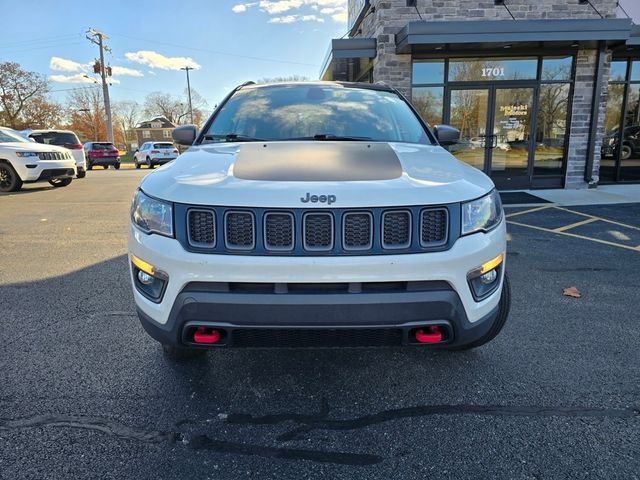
[
  {"left": 83, "top": 142, "right": 120, "bottom": 170},
  {"left": 0, "top": 127, "right": 76, "bottom": 192},
  {"left": 28, "top": 129, "right": 87, "bottom": 178},
  {"left": 602, "top": 125, "right": 640, "bottom": 160},
  {"left": 133, "top": 142, "right": 179, "bottom": 169}
]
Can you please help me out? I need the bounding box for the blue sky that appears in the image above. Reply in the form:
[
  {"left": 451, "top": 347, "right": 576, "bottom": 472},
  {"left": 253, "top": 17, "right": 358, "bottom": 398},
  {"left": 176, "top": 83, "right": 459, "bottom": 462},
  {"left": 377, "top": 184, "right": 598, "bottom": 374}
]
[{"left": 0, "top": 0, "right": 347, "bottom": 110}]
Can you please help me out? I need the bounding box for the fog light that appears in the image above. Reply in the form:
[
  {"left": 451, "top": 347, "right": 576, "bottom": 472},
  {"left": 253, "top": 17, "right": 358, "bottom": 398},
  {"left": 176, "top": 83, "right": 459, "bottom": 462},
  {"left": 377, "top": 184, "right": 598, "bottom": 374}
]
[
  {"left": 137, "top": 270, "right": 154, "bottom": 285},
  {"left": 480, "top": 269, "right": 497, "bottom": 285}
]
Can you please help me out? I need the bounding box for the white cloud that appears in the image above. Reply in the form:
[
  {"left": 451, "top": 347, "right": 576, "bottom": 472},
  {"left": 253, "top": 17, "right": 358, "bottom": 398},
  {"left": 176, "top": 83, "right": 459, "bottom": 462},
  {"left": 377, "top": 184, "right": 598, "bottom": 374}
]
[
  {"left": 148, "top": 70, "right": 157, "bottom": 76},
  {"left": 50, "top": 56, "right": 89, "bottom": 73},
  {"left": 111, "top": 66, "right": 143, "bottom": 77},
  {"left": 331, "top": 10, "right": 347, "bottom": 22},
  {"left": 268, "top": 15, "right": 297, "bottom": 23},
  {"left": 259, "top": 0, "right": 303, "bottom": 14},
  {"left": 268, "top": 13, "right": 324, "bottom": 23},
  {"left": 124, "top": 50, "right": 201, "bottom": 71},
  {"left": 49, "top": 74, "right": 96, "bottom": 84},
  {"left": 232, "top": 4, "right": 248, "bottom": 12}
]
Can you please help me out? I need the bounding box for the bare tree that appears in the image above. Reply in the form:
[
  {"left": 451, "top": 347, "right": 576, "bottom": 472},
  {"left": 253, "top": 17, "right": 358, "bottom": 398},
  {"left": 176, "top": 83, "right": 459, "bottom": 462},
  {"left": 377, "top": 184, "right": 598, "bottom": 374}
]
[
  {"left": 64, "top": 87, "right": 106, "bottom": 142},
  {"left": 0, "top": 62, "right": 50, "bottom": 129},
  {"left": 113, "top": 100, "right": 141, "bottom": 149},
  {"left": 143, "top": 89, "right": 208, "bottom": 126}
]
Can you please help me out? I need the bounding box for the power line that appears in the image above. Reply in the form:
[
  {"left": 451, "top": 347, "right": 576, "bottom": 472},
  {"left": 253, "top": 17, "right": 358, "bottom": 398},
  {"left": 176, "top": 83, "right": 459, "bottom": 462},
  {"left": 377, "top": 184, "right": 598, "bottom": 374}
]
[
  {"left": 109, "top": 32, "right": 318, "bottom": 67},
  {"left": 0, "top": 40, "right": 85, "bottom": 55}
]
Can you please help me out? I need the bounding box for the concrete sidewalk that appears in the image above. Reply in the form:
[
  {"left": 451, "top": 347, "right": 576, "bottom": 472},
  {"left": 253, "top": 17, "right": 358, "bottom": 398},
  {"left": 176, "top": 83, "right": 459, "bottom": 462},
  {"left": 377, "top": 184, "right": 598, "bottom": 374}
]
[{"left": 511, "top": 184, "right": 640, "bottom": 207}]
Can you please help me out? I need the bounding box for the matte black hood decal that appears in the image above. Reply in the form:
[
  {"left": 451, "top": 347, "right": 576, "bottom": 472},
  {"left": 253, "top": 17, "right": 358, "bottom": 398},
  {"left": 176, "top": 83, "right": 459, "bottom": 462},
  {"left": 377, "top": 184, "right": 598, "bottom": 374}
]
[{"left": 233, "top": 142, "right": 403, "bottom": 182}]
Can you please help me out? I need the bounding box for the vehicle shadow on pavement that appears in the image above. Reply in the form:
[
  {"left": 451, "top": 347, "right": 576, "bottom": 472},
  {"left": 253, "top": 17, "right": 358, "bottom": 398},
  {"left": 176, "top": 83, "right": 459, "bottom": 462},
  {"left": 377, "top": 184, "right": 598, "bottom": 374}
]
[
  {"left": 0, "top": 185, "right": 55, "bottom": 196},
  {"left": 1, "top": 250, "right": 639, "bottom": 478}
]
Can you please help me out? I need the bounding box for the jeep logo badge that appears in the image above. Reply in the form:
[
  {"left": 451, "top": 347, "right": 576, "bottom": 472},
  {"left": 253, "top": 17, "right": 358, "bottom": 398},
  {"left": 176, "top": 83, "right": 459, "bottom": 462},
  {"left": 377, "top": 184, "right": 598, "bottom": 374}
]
[{"left": 300, "top": 193, "right": 336, "bottom": 205}]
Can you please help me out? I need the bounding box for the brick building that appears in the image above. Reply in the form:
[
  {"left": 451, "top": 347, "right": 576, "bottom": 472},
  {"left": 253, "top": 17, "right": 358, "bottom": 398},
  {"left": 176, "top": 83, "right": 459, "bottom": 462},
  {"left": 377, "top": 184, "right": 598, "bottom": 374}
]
[
  {"left": 134, "top": 117, "right": 177, "bottom": 149},
  {"left": 321, "top": 0, "right": 640, "bottom": 189}
]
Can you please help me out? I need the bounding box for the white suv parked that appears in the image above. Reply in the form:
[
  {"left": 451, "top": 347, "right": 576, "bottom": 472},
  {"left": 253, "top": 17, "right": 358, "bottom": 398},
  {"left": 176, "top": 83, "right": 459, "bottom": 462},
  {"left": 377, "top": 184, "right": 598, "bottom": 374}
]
[
  {"left": 28, "top": 129, "right": 87, "bottom": 178},
  {"left": 128, "top": 82, "right": 509, "bottom": 359},
  {"left": 133, "top": 142, "right": 179, "bottom": 169},
  {"left": 0, "top": 127, "right": 76, "bottom": 193}
]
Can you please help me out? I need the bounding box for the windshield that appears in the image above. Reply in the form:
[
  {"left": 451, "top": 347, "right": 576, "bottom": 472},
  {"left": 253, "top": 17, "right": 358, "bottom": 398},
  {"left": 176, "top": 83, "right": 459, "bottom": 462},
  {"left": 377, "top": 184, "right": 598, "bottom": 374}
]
[
  {"left": 202, "top": 84, "right": 432, "bottom": 145},
  {"left": 92, "top": 143, "right": 115, "bottom": 150},
  {"left": 30, "top": 131, "right": 79, "bottom": 146},
  {"left": 0, "top": 128, "right": 29, "bottom": 143}
]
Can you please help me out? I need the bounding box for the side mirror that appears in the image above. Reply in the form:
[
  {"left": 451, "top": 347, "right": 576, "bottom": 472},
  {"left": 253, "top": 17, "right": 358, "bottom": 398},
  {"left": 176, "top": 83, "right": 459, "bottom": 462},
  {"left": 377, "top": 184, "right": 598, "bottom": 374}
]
[
  {"left": 433, "top": 124, "right": 460, "bottom": 146},
  {"left": 172, "top": 125, "right": 198, "bottom": 146}
]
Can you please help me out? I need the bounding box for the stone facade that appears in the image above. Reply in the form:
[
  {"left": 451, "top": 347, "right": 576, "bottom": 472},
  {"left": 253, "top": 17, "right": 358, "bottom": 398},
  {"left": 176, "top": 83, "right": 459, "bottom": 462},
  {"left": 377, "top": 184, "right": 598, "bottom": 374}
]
[{"left": 350, "top": 0, "right": 621, "bottom": 188}]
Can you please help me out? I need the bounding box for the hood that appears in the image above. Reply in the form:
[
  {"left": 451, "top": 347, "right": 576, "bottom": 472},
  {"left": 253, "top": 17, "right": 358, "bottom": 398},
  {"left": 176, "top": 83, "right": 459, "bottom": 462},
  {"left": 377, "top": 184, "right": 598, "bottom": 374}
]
[
  {"left": 140, "top": 141, "right": 495, "bottom": 208},
  {"left": 2, "top": 142, "right": 70, "bottom": 154}
]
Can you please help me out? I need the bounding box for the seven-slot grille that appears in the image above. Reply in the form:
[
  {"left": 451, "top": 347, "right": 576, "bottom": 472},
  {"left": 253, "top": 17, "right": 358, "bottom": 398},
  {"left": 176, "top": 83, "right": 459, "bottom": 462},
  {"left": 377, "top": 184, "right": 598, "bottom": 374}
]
[
  {"left": 188, "top": 209, "right": 215, "bottom": 247},
  {"left": 186, "top": 207, "right": 449, "bottom": 254},
  {"left": 38, "top": 152, "right": 69, "bottom": 161}
]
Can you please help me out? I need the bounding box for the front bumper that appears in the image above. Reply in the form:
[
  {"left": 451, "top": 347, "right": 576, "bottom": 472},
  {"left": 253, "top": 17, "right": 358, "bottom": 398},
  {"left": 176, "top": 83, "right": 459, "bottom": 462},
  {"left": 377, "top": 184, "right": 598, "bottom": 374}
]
[{"left": 129, "top": 220, "right": 506, "bottom": 347}]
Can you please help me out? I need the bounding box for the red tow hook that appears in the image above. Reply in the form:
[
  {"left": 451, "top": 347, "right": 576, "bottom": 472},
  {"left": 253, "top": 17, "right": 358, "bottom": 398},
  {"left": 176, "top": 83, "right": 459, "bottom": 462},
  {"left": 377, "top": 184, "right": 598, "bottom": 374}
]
[
  {"left": 193, "top": 327, "right": 221, "bottom": 344},
  {"left": 415, "top": 326, "right": 443, "bottom": 344}
]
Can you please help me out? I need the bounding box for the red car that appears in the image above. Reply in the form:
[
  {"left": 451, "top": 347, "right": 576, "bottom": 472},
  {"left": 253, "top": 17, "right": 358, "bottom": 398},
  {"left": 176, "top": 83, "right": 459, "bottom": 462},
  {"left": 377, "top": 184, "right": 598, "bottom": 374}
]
[{"left": 83, "top": 142, "right": 120, "bottom": 170}]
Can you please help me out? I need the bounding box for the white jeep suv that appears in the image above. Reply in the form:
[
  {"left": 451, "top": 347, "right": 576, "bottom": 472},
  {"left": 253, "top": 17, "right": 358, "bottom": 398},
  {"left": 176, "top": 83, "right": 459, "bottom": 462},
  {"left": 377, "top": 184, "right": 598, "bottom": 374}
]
[
  {"left": 0, "top": 127, "right": 76, "bottom": 193},
  {"left": 128, "top": 82, "right": 509, "bottom": 359}
]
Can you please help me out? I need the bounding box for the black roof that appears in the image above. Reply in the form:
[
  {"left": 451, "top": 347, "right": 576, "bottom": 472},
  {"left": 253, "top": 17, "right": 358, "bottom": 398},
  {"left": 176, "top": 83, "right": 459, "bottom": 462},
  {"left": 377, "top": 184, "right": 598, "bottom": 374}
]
[{"left": 136, "top": 117, "right": 176, "bottom": 129}]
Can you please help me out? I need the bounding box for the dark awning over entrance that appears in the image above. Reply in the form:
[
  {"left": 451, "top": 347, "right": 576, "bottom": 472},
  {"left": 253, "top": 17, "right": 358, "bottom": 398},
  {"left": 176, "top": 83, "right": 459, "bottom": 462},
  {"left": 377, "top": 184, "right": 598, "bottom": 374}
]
[
  {"left": 320, "top": 38, "right": 376, "bottom": 81},
  {"left": 396, "top": 19, "right": 633, "bottom": 54}
]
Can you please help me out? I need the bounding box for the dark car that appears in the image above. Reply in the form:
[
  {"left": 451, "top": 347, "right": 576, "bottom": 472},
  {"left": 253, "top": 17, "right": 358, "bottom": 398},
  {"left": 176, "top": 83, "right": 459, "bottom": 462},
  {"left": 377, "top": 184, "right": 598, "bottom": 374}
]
[
  {"left": 601, "top": 125, "right": 640, "bottom": 160},
  {"left": 83, "top": 142, "right": 120, "bottom": 170}
]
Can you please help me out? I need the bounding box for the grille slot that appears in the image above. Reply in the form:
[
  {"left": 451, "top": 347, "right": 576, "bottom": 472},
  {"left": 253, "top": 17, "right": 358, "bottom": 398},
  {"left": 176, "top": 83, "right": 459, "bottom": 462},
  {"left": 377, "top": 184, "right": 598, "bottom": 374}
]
[
  {"left": 382, "top": 210, "right": 411, "bottom": 249},
  {"left": 343, "top": 212, "right": 373, "bottom": 250},
  {"left": 303, "top": 213, "right": 334, "bottom": 251},
  {"left": 188, "top": 209, "right": 216, "bottom": 247},
  {"left": 231, "top": 328, "right": 403, "bottom": 348},
  {"left": 420, "top": 208, "right": 448, "bottom": 246},
  {"left": 264, "top": 212, "right": 294, "bottom": 251},
  {"left": 225, "top": 211, "right": 255, "bottom": 250}
]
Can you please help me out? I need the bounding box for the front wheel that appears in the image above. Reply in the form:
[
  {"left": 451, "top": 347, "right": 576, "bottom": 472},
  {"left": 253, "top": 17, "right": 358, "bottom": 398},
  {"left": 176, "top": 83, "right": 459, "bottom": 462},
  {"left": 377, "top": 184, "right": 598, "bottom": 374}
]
[
  {"left": 114, "top": 163, "right": 120, "bottom": 170},
  {"left": 621, "top": 144, "right": 632, "bottom": 160},
  {"left": 77, "top": 170, "right": 86, "bottom": 179},
  {"left": 135, "top": 161, "right": 140, "bottom": 169},
  {"left": 49, "top": 178, "right": 73, "bottom": 188},
  {"left": 103, "top": 165, "right": 109, "bottom": 170},
  {"left": 0, "top": 163, "right": 22, "bottom": 192},
  {"left": 448, "top": 275, "right": 511, "bottom": 351},
  {"left": 162, "top": 344, "right": 208, "bottom": 361},
  {"left": 87, "top": 162, "right": 93, "bottom": 171}
]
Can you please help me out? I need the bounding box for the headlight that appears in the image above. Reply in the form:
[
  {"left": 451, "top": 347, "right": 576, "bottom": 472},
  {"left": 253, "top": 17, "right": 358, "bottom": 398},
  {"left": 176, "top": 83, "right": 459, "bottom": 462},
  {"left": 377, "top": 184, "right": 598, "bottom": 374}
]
[
  {"left": 131, "top": 189, "right": 174, "bottom": 237},
  {"left": 15, "top": 152, "right": 39, "bottom": 157},
  {"left": 462, "top": 189, "right": 502, "bottom": 236}
]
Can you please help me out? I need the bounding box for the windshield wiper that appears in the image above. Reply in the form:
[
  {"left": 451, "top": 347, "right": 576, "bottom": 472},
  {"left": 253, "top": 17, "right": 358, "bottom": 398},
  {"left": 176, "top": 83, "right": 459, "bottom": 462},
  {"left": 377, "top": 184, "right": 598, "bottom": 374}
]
[
  {"left": 285, "top": 134, "right": 372, "bottom": 141},
  {"left": 202, "top": 133, "right": 264, "bottom": 143}
]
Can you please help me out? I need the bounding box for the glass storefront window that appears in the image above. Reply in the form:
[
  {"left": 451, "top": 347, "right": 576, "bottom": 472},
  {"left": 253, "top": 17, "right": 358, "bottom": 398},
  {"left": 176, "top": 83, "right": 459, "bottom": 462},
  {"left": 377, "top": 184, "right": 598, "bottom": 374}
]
[
  {"left": 541, "top": 56, "right": 573, "bottom": 81},
  {"left": 631, "top": 61, "right": 640, "bottom": 82},
  {"left": 610, "top": 61, "right": 628, "bottom": 82},
  {"left": 448, "top": 57, "right": 537, "bottom": 82},
  {"left": 534, "top": 83, "right": 570, "bottom": 175},
  {"left": 411, "top": 87, "right": 443, "bottom": 126},
  {"left": 601, "top": 83, "right": 625, "bottom": 181},
  {"left": 621, "top": 84, "right": 640, "bottom": 181},
  {"left": 412, "top": 60, "right": 444, "bottom": 85},
  {"left": 449, "top": 89, "right": 489, "bottom": 170}
]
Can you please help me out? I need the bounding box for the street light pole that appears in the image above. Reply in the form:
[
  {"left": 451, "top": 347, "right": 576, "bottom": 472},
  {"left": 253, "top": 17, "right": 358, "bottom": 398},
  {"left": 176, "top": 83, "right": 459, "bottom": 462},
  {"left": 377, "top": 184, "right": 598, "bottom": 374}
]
[
  {"left": 86, "top": 28, "right": 114, "bottom": 142},
  {"left": 181, "top": 67, "right": 194, "bottom": 124}
]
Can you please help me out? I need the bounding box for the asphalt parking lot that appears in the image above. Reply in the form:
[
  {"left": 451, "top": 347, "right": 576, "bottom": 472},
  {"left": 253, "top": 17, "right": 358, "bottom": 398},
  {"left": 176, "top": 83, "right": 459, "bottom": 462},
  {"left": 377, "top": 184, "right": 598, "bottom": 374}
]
[{"left": 1, "top": 171, "right": 639, "bottom": 479}]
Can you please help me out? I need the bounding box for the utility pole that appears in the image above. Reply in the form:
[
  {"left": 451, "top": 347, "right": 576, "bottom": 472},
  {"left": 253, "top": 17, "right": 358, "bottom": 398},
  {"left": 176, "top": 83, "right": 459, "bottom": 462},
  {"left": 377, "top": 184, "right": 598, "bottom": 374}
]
[
  {"left": 86, "top": 28, "right": 114, "bottom": 142},
  {"left": 181, "top": 67, "right": 194, "bottom": 124}
]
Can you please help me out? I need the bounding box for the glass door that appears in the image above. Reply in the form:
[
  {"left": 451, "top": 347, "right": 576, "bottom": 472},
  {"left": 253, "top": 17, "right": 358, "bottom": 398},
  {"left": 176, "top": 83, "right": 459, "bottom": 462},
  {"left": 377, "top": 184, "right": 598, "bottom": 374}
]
[
  {"left": 448, "top": 88, "right": 490, "bottom": 171},
  {"left": 490, "top": 87, "right": 535, "bottom": 189},
  {"left": 447, "top": 86, "right": 535, "bottom": 189}
]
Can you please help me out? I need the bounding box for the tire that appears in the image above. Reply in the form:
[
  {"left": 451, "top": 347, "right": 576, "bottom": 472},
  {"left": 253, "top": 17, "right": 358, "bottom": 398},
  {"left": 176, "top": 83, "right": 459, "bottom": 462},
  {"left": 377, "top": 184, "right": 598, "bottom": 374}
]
[
  {"left": 77, "top": 170, "right": 86, "bottom": 179},
  {"left": 146, "top": 156, "right": 152, "bottom": 168},
  {"left": 103, "top": 165, "right": 109, "bottom": 169},
  {"left": 0, "top": 163, "right": 23, "bottom": 192},
  {"left": 162, "top": 344, "right": 208, "bottom": 361},
  {"left": 135, "top": 161, "right": 140, "bottom": 169},
  {"left": 448, "top": 274, "right": 511, "bottom": 351},
  {"left": 114, "top": 163, "right": 120, "bottom": 170},
  {"left": 621, "top": 144, "right": 632, "bottom": 160},
  {"left": 49, "top": 177, "right": 72, "bottom": 188},
  {"left": 87, "top": 162, "right": 93, "bottom": 171}
]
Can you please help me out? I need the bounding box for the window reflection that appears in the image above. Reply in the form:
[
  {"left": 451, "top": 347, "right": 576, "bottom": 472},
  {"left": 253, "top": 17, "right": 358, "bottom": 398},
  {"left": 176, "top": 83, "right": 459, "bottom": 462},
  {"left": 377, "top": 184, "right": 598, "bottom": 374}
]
[
  {"left": 621, "top": 84, "right": 640, "bottom": 180},
  {"left": 411, "top": 87, "right": 443, "bottom": 125},
  {"left": 207, "top": 85, "right": 431, "bottom": 144},
  {"left": 601, "top": 83, "right": 624, "bottom": 181},
  {"left": 534, "top": 84, "right": 570, "bottom": 175}
]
